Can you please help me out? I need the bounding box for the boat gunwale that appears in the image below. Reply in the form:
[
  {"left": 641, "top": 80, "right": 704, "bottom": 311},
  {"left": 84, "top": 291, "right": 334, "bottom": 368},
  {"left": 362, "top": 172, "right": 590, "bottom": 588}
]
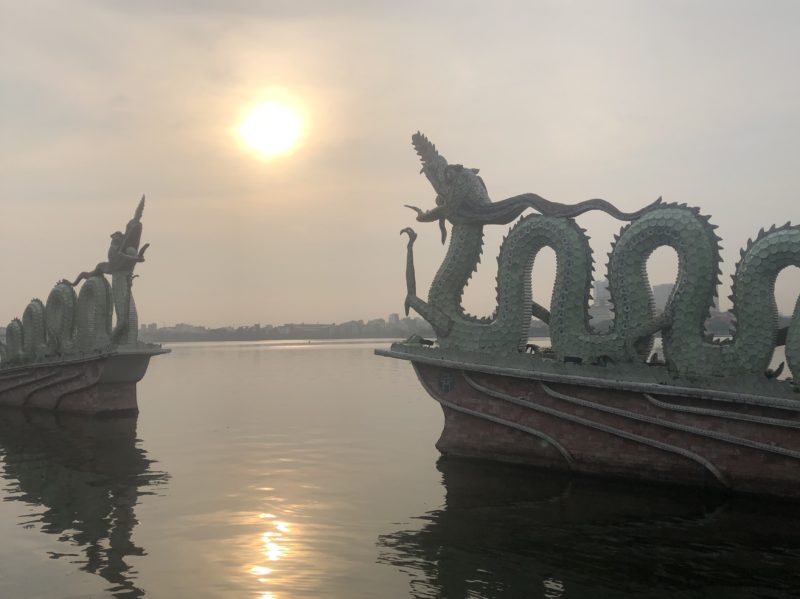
[
  {"left": 0, "top": 346, "right": 171, "bottom": 376},
  {"left": 376, "top": 346, "right": 800, "bottom": 412}
]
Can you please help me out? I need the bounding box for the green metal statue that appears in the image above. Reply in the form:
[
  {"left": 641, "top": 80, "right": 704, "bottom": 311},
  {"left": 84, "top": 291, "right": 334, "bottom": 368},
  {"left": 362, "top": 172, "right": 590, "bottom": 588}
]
[
  {"left": 400, "top": 133, "right": 800, "bottom": 382},
  {"left": 1, "top": 197, "right": 152, "bottom": 365}
]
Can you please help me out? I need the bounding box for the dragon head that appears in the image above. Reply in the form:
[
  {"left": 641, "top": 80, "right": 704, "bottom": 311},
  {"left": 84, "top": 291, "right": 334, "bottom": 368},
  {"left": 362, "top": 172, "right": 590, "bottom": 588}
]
[
  {"left": 409, "top": 132, "right": 662, "bottom": 245},
  {"left": 412, "top": 132, "right": 490, "bottom": 227}
]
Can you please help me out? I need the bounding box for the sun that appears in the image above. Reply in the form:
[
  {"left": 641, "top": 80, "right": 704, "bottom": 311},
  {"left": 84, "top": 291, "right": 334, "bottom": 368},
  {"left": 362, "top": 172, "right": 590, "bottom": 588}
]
[{"left": 237, "top": 102, "right": 304, "bottom": 158}]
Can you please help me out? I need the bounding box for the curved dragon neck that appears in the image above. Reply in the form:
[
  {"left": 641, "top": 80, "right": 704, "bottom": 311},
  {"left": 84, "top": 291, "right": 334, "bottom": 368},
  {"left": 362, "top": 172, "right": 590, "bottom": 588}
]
[{"left": 428, "top": 224, "right": 484, "bottom": 320}]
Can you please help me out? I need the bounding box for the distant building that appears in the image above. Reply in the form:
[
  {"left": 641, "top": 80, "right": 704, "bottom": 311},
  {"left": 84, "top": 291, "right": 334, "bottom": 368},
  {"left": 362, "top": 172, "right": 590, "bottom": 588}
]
[
  {"left": 174, "top": 323, "right": 206, "bottom": 333},
  {"left": 587, "top": 279, "right": 722, "bottom": 325},
  {"left": 594, "top": 280, "right": 610, "bottom": 304},
  {"left": 589, "top": 279, "right": 613, "bottom": 324},
  {"left": 652, "top": 282, "right": 720, "bottom": 312},
  {"left": 652, "top": 283, "right": 673, "bottom": 312},
  {"left": 337, "top": 320, "right": 363, "bottom": 338},
  {"left": 277, "top": 323, "right": 334, "bottom": 338}
]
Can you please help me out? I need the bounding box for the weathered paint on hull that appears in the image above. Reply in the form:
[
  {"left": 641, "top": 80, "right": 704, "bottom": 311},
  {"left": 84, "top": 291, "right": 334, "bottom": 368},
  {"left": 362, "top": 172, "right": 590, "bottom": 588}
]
[
  {"left": 411, "top": 362, "right": 800, "bottom": 500},
  {"left": 0, "top": 348, "right": 168, "bottom": 413}
]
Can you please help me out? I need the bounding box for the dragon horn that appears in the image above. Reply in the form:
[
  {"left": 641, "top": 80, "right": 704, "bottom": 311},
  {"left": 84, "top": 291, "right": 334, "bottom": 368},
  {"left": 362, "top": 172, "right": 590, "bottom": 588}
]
[{"left": 134, "top": 195, "right": 145, "bottom": 221}]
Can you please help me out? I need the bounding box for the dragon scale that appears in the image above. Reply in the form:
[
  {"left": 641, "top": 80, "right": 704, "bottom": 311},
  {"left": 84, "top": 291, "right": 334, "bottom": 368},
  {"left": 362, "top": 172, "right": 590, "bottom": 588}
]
[
  {"left": 75, "top": 276, "right": 113, "bottom": 353},
  {"left": 111, "top": 272, "right": 139, "bottom": 345},
  {"left": 45, "top": 281, "right": 78, "bottom": 355},
  {"left": 22, "top": 299, "right": 47, "bottom": 359}
]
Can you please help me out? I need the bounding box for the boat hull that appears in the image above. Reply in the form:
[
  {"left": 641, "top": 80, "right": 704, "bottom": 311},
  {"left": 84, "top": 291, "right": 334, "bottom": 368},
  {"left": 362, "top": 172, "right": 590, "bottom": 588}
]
[
  {"left": 0, "top": 348, "right": 169, "bottom": 413},
  {"left": 409, "top": 361, "right": 800, "bottom": 499}
]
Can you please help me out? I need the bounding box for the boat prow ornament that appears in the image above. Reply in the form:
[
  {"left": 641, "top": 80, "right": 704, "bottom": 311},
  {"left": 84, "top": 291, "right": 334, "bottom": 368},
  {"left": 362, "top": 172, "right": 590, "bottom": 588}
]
[
  {"left": 377, "top": 132, "right": 800, "bottom": 498},
  {"left": 0, "top": 196, "right": 169, "bottom": 413}
]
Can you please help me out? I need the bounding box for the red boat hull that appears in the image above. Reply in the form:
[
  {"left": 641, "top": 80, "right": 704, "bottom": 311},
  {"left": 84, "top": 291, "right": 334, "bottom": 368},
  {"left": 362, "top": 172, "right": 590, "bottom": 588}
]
[
  {"left": 0, "top": 348, "right": 168, "bottom": 413},
  {"left": 408, "top": 361, "right": 800, "bottom": 499}
]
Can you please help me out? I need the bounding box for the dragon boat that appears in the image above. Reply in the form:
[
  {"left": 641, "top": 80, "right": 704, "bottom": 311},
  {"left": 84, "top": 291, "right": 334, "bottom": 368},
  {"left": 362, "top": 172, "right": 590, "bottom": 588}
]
[
  {"left": 0, "top": 197, "right": 169, "bottom": 413},
  {"left": 377, "top": 133, "right": 800, "bottom": 499}
]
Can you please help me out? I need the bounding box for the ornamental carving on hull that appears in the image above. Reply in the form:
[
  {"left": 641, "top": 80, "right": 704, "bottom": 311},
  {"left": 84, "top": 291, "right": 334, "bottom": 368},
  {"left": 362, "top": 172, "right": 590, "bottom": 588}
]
[
  {"left": 399, "top": 133, "right": 799, "bottom": 387},
  {"left": 1, "top": 197, "right": 152, "bottom": 366}
]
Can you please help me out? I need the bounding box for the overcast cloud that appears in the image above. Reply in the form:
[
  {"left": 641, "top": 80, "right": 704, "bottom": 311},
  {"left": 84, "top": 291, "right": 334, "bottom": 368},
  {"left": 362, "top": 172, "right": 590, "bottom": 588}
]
[{"left": 1, "top": 0, "right": 798, "bottom": 326}]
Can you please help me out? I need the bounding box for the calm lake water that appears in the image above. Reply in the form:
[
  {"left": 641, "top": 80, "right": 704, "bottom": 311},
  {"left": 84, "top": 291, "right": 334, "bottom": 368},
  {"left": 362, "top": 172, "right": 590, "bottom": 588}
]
[{"left": 0, "top": 340, "right": 798, "bottom": 598}]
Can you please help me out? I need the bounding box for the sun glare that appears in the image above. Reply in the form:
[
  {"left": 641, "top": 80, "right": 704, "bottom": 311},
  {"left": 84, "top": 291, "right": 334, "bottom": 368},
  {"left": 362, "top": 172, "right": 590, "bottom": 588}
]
[{"left": 238, "top": 102, "right": 303, "bottom": 158}]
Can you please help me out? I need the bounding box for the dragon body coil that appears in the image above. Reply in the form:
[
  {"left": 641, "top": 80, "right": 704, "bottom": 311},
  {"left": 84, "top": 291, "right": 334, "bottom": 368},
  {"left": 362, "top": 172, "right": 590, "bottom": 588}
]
[{"left": 1, "top": 277, "right": 119, "bottom": 365}]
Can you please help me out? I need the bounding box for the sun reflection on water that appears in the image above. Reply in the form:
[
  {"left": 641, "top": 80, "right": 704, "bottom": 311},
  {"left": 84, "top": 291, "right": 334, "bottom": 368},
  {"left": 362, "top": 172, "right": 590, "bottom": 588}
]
[
  {"left": 247, "top": 512, "right": 297, "bottom": 597},
  {"left": 263, "top": 531, "right": 287, "bottom": 561}
]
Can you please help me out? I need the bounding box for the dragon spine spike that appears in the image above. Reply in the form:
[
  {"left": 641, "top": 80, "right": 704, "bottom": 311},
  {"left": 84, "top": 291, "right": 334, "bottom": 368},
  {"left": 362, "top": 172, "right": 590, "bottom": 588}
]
[
  {"left": 411, "top": 132, "right": 440, "bottom": 164},
  {"left": 134, "top": 195, "right": 145, "bottom": 220}
]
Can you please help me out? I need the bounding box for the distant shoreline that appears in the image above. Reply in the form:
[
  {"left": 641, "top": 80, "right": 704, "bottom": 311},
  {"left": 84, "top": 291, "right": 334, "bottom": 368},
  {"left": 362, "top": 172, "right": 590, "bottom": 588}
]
[
  {"left": 160, "top": 338, "right": 401, "bottom": 346},
  {"left": 137, "top": 313, "right": 789, "bottom": 345}
]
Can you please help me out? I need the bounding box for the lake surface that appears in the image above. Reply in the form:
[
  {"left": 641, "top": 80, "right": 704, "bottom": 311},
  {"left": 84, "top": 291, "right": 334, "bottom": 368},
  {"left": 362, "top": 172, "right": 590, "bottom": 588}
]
[{"left": 0, "top": 340, "right": 798, "bottom": 598}]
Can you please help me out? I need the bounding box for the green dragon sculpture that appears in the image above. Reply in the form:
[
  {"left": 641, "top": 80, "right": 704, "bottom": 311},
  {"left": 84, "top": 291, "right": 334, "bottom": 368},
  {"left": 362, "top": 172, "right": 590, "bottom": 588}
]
[
  {"left": 0, "top": 198, "right": 150, "bottom": 367},
  {"left": 401, "top": 133, "right": 800, "bottom": 383}
]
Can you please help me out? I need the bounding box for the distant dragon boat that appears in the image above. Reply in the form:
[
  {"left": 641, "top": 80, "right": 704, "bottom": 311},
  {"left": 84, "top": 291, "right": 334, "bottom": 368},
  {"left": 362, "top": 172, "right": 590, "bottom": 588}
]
[
  {"left": 377, "top": 133, "right": 800, "bottom": 499},
  {"left": 0, "top": 198, "right": 169, "bottom": 413}
]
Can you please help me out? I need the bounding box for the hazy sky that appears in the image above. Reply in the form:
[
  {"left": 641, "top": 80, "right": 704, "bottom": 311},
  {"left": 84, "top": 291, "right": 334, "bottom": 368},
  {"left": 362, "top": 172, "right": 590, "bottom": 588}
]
[{"left": 2, "top": 0, "right": 798, "bottom": 327}]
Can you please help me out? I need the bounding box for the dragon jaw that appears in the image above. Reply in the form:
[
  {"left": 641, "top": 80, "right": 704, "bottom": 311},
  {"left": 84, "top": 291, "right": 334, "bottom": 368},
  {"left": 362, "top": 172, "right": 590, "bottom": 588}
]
[{"left": 411, "top": 132, "right": 490, "bottom": 243}]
